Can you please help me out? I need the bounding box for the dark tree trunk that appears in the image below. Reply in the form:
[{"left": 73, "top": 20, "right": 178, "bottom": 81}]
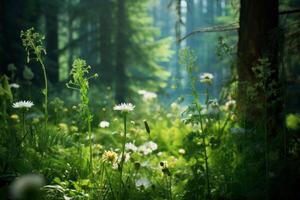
[
  {"left": 115, "top": 0, "right": 128, "bottom": 103},
  {"left": 45, "top": 1, "right": 59, "bottom": 85},
  {"left": 237, "top": 0, "right": 280, "bottom": 132},
  {"left": 99, "top": 0, "right": 114, "bottom": 86},
  {"left": 237, "top": 1, "right": 284, "bottom": 198}
]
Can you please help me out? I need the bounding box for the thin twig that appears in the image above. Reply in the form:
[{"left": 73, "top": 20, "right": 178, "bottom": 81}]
[{"left": 178, "top": 23, "right": 239, "bottom": 42}]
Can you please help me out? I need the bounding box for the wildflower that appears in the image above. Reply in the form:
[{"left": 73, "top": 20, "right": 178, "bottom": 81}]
[
  {"left": 113, "top": 103, "right": 135, "bottom": 113},
  {"left": 99, "top": 120, "right": 110, "bottom": 128},
  {"left": 225, "top": 100, "right": 236, "bottom": 111},
  {"left": 138, "top": 90, "right": 157, "bottom": 101},
  {"left": 12, "top": 100, "right": 34, "bottom": 109},
  {"left": 178, "top": 148, "right": 186, "bottom": 155},
  {"left": 125, "top": 142, "right": 138, "bottom": 152},
  {"left": 138, "top": 141, "right": 158, "bottom": 155},
  {"left": 201, "top": 100, "right": 219, "bottom": 116},
  {"left": 70, "top": 125, "right": 78, "bottom": 132},
  {"left": 136, "top": 178, "right": 151, "bottom": 189},
  {"left": 10, "top": 114, "right": 19, "bottom": 121},
  {"left": 9, "top": 83, "right": 20, "bottom": 89},
  {"left": 117, "top": 152, "right": 130, "bottom": 163},
  {"left": 10, "top": 174, "right": 45, "bottom": 199},
  {"left": 58, "top": 123, "right": 68, "bottom": 132},
  {"left": 170, "top": 102, "right": 179, "bottom": 110},
  {"left": 200, "top": 73, "right": 214, "bottom": 84},
  {"left": 102, "top": 151, "right": 118, "bottom": 164}
]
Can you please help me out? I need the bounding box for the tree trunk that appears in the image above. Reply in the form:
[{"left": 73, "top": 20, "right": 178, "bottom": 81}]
[
  {"left": 99, "top": 0, "right": 114, "bottom": 86},
  {"left": 115, "top": 0, "right": 128, "bottom": 103},
  {"left": 237, "top": 0, "right": 280, "bottom": 131},
  {"left": 45, "top": 0, "right": 59, "bottom": 85}
]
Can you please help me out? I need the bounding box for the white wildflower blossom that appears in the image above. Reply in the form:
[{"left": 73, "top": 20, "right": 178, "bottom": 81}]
[
  {"left": 113, "top": 103, "right": 135, "bottom": 113},
  {"left": 200, "top": 73, "right": 214, "bottom": 84},
  {"left": 138, "top": 90, "right": 157, "bottom": 101},
  {"left": 135, "top": 178, "right": 151, "bottom": 189},
  {"left": 138, "top": 141, "right": 158, "bottom": 155},
  {"left": 12, "top": 100, "right": 34, "bottom": 109},
  {"left": 225, "top": 100, "right": 236, "bottom": 111},
  {"left": 9, "top": 83, "right": 20, "bottom": 89},
  {"left": 125, "top": 142, "right": 138, "bottom": 152},
  {"left": 99, "top": 120, "right": 110, "bottom": 128},
  {"left": 178, "top": 148, "right": 186, "bottom": 155}
]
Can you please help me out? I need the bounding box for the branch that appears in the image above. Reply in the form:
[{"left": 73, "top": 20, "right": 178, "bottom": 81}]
[
  {"left": 279, "top": 8, "right": 300, "bottom": 15},
  {"left": 178, "top": 23, "right": 239, "bottom": 43}
]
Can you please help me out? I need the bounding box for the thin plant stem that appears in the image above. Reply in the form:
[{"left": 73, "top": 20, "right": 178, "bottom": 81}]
[
  {"left": 28, "top": 39, "right": 48, "bottom": 130},
  {"left": 22, "top": 110, "right": 25, "bottom": 146},
  {"left": 88, "top": 113, "right": 93, "bottom": 173},
  {"left": 119, "top": 113, "right": 127, "bottom": 199}
]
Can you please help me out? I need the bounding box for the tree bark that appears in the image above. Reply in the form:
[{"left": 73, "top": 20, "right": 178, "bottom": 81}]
[
  {"left": 237, "top": 0, "right": 280, "bottom": 132},
  {"left": 115, "top": 0, "right": 128, "bottom": 103},
  {"left": 45, "top": 0, "right": 59, "bottom": 84}
]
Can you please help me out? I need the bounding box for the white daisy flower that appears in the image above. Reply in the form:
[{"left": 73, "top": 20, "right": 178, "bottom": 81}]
[
  {"left": 99, "top": 121, "right": 110, "bottom": 128},
  {"left": 135, "top": 178, "right": 151, "bottom": 189},
  {"left": 113, "top": 103, "right": 135, "bottom": 113},
  {"left": 12, "top": 101, "right": 34, "bottom": 109},
  {"left": 9, "top": 83, "right": 20, "bottom": 89},
  {"left": 200, "top": 73, "right": 214, "bottom": 84},
  {"left": 125, "top": 142, "right": 138, "bottom": 152}
]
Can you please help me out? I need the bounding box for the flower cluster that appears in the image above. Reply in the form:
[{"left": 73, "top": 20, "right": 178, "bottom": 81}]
[{"left": 138, "top": 141, "right": 158, "bottom": 155}]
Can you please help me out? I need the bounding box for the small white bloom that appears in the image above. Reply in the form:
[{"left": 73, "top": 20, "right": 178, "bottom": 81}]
[
  {"left": 9, "top": 83, "right": 20, "bottom": 89},
  {"left": 135, "top": 178, "right": 151, "bottom": 189},
  {"left": 138, "top": 90, "right": 157, "bottom": 101},
  {"left": 170, "top": 102, "right": 179, "bottom": 110},
  {"left": 178, "top": 148, "right": 186, "bottom": 155},
  {"left": 125, "top": 142, "right": 138, "bottom": 152},
  {"left": 12, "top": 100, "right": 34, "bottom": 109},
  {"left": 113, "top": 103, "right": 135, "bottom": 113},
  {"left": 225, "top": 100, "right": 236, "bottom": 111},
  {"left": 99, "top": 120, "right": 110, "bottom": 128},
  {"left": 138, "top": 141, "right": 158, "bottom": 155},
  {"left": 200, "top": 73, "right": 214, "bottom": 84}
]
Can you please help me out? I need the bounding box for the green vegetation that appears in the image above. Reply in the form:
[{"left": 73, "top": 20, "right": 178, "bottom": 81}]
[{"left": 1, "top": 0, "right": 300, "bottom": 200}]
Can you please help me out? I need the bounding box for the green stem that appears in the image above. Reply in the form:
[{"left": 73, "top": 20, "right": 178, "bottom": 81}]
[
  {"left": 29, "top": 39, "right": 48, "bottom": 130},
  {"left": 119, "top": 113, "right": 127, "bottom": 199},
  {"left": 22, "top": 110, "right": 25, "bottom": 145},
  {"left": 88, "top": 114, "right": 93, "bottom": 173}
]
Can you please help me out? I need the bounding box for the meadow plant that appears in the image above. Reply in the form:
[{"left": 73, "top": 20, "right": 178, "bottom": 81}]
[
  {"left": 66, "top": 58, "right": 98, "bottom": 173},
  {"left": 21, "top": 28, "right": 48, "bottom": 130},
  {"left": 12, "top": 100, "right": 34, "bottom": 145},
  {"left": 113, "top": 102, "right": 135, "bottom": 198}
]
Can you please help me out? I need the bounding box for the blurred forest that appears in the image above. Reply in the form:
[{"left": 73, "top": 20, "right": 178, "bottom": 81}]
[
  {"left": 1, "top": 0, "right": 300, "bottom": 199},
  {"left": 1, "top": 0, "right": 300, "bottom": 106}
]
